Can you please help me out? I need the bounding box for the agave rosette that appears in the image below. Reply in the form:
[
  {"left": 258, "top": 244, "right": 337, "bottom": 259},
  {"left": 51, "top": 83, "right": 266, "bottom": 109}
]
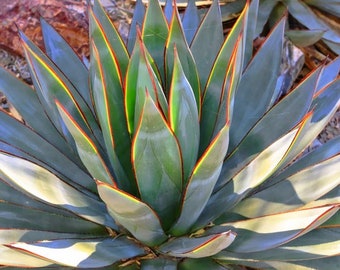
[{"left": 0, "top": 0, "right": 339, "bottom": 268}]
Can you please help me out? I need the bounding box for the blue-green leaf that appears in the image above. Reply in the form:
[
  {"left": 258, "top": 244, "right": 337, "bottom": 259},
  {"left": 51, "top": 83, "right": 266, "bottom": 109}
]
[
  {"left": 40, "top": 17, "right": 92, "bottom": 113},
  {"left": 165, "top": 6, "right": 200, "bottom": 109},
  {"left": 285, "top": 0, "right": 340, "bottom": 43},
  {"left": 228, "top": 16, "right": 286, "bottom": 152},
  {"left": 200, "top": 3, "right": 248, "bottom": 152},
  {"left": 0, "top": 111, "right": 96, "bottom": 192},
  {"left": 182, "top": 0, "right": 200, "bottom": 45},
  {"left": 0, "top": 66, "right": 75, "bottom": 162},
  {"left": 92, "top": 0, "right": 129, "bottom": 75},
  {"left": 90, "top": 2, "right": 136, "bottom": 193},
  {"left": 125, "top": 36, "right": 168, "bottom": 135},
  {"left": 132, "top": 94, "right": 182, "bottom": 230},
  {"left": 142, "top": 0, "right": 169, "bottom": 83},
  {"left": 0, "top": 202, "right": 104, "bottom": 233},
  {"left": 190, "top": 0, "right": 224, "bottom": 90},
  {"left": 7, "top": 237, "right": 145, "bottom": 268},
  {"left": 20, "top": 31, "right": 103, "bottom": 148},
  {"left": 0, "top": 230, "right": 107, "bottom": 267},
  {"left": 0, "top": 153, "right": 115, "bottom": 228},
  {"left": 127, "top": 0, "right": 145, "bottom": 53}
]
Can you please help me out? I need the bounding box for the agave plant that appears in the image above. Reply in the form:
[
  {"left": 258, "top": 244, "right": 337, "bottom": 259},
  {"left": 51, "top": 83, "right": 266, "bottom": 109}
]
[{"left": 0, "top": 0, "right": 339, "bottom": 268}]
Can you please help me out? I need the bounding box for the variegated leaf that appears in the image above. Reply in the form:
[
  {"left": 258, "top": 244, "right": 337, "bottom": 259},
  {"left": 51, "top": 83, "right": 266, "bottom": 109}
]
[
  {"left": 97, "top": 181, "right": 167, "bottom": 246},
  {"left": 159, "top": 231, "right": 236, "bottom": 258}
]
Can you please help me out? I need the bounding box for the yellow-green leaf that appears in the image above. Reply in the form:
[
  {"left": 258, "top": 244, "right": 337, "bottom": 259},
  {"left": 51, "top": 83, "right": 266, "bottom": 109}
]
[
  {"left": 97, "top": 181, "right": 167, "bottom": 246},
  {"left": 56, "top": 101, "right": 115, "bottom": 186}
]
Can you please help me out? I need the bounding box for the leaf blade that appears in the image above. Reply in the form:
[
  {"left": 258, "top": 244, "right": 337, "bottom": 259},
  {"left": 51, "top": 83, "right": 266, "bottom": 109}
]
[
  {"left": 159, "top": 231, "right": 236, "bottom": 258},
  {"left": 7, "top": 237, "right": 145, "bottom": 268},
  {"left": 97, "top": 181, "right": 167, "bottom": 246},
  {"left": 169, "top": 50, "right": 200, "bottom": 181},
  {"left": 171, "top": 125, "right": 229, "bottom": 235},
  {"left": 56, "top": 101, "right": 115, "bottom": 187},
  {"left": 132, "top": 94, "right": 182, "bottom": 230},
  {"left": 0, "top": 152, "right": 115, "bottom": 228}
]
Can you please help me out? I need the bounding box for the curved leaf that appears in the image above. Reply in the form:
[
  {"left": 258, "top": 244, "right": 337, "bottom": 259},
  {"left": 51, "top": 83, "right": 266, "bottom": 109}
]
[
  {"left": 285, "top": 0, "right": 340, "bottom": 43},
  {"left": 97, "top": 181, "right": 167, "bottom": 246},
  {"left": 273, "top": 78, "right": 340, "bottom": 173},
  {"left": 92, "top": 0, "right": 129, "bottom": 75},
  {"left": 132, "top": 94, "right": 182, "bottom": 230},
  {"left": 200, "top": 3, "right": 248, "bottom": 151},
  {"left": 0, "top": 202, "right": 104, "bottom": 233},
  {"left": 210, "top": 205, "right": 338, "bottom": 253},
  {"left": 171, "top": 125, "right": 229, "bottom": 236},
  {"left": 165, "top": 7, "right": 200, "bottom": 109},
  {"left": 40, "top": 17, "right": 92, "bottom": 113},
  {"left": 190, "top": 0, "right": 224, "bottom": 89},
  {"left": 286, "top": 29, "right": 326, "bottom": 47},
  {"left": 182, "top": 0, "right": 200, "bottom": 45},
  {"left": 90, "top": 2, "right": 136, "bottom": 193},
  {"left": 229, "top": 17, "right": 286, "bottom": 152},
  {"left": 0, "top": 66, "right": 75, "bottom": 161},
  {"left": 0, "top": 245, "right": 52, "bottom": 267},
  {"left": 195, "top": 128, "right": 299, "bottom": 230},
  {"left": 56, "top": 101, "right": 115, "bottom": 187},
  {"left": 159, "top": 231, "right": 236, "bottom": 258},
  {"left": 125, "top": 36, "right": 167, "bottom": 135},
  {"left": 216, "top": 226, "right": 340, "bottom": 262},
  {"left": 316, "top": 56, "right": 340, "bottom": 91},
  {"left": 0, "top": 229, "right": 107, "bottom": 267},
  {"left": 216, "top": 66, "right": 321, "bottom": 191},
  {"left": 305, "top": 0, "right": 340, "bottom": 17},
  {"left": 142, "top": 0, "right": 169, "bottom": 82},
  {"left": 212, "top": 34, "right": 244, "bottom": 138},
  {"left": 232, "top": 154, "right": 340, "bottom": 218},
  {"left": 0, "top": 177, "right": 78, "bottom": 218},
  {"left": 255, "top": 0, "right": 280, "bottom": 35},
  {"left": 271, "top": 135, "right": 340, "bottom": 189},
  {"left": 127, "top": 0, "right": 145, "bottom": 53},
  {"left": 0, "top": 153, "right": 115, "bottom": 228},
  {"left": 169, "top": 50, "right": 199, "bottom": 181},
  {"left": 0, "top": 111, "right": 96, "bottom": 192},
  {"left": 90, "top": 38, "right": 135, "bottom": 193},
  {"left": 7, "top": 237, "right": 145, "bottom": 268},
  {"left": 243, "top": 0, "right": 259, "bottom": 66},
  {"left": 20, "top": 31, "right": 103, "bottom": 148}
]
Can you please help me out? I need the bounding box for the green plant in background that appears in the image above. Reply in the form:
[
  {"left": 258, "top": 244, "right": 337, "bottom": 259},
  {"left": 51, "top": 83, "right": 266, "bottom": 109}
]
[
  {"left": 0, "top": 0, "right": 339, "bottom": 268},
  {"left": 204, "top": 0, "right": 340, "bottom": 54}
]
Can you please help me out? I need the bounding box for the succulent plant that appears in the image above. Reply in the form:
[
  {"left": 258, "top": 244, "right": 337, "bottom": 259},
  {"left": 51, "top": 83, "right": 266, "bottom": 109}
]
[
  {"left": 218, "top": 0, "right": 340, "bottom": 54},
  {"left": 0, "top": 0, "right": 339, "bottom": 268}
]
